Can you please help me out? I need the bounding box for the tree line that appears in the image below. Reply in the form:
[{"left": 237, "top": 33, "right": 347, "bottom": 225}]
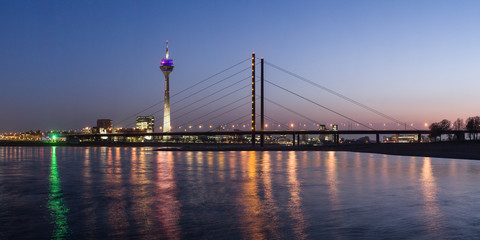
[{"left": 429, "top": 116, "right": 480, "bottom": 141}]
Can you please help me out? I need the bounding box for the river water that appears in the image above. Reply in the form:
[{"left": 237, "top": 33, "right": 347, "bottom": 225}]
[{"left": 1, "top": 147, "right": 480, "bottom": 239}]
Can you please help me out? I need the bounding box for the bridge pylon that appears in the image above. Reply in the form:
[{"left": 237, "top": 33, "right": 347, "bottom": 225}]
[{"left": 251, "top": 53, "right": 256, "bottom": 146}]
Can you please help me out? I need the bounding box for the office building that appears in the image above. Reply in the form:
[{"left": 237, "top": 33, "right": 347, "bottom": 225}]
[
  {"left": 97, "top": 119, "right": 113, "bottom": 133},
  {"left": 136, "top": 116, "right": 155, "bottom": 133}
]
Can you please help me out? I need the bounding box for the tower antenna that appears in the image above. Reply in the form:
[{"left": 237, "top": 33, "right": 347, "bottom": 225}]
[{"left": 165, "top": 40, "right": 169, "bottom": 59}]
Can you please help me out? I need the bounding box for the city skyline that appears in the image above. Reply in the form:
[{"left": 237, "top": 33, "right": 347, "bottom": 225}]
[{"left": 1, "top": 1, "right": 480, "bottom": 132}]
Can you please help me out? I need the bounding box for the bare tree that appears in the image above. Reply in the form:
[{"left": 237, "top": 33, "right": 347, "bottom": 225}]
[
  {"left": 452, "top": 118, "right": 465, "bottom": 141},
  {"left": 429, "top": 119, "right": 451, "bottom": 142},
  {"left": 453, "top": 118, "right": 464, "bottom": 130},
  {"left": 466, "top": 116, "right": 480, "bottom": 140}
]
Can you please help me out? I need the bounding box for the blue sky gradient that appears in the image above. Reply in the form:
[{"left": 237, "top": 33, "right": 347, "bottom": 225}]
[{"left": 1, "top": 1, "right": 480, "bottom": 132}]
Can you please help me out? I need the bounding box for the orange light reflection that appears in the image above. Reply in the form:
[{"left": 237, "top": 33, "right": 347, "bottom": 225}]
[
  {"left": 287, "top": 151, "right": 307, "bottom": 239},
  {"left": 155, "top": 151, "right": 181, "bottom": 239},
  {"left": 420, "top": 157, "right": 444, "bottom": 234}
]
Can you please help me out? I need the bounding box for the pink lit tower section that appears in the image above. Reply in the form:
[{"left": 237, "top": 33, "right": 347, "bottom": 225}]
[{"left": 160, "top": 40, "right": 174, "bottom": 133}]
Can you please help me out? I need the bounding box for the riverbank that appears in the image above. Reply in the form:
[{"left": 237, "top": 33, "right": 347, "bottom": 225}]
[
  {"left": 152, "top": 142, "right": 480, "bottom": 160},
  {"left": 1, "top": 141, "right": 479, "bottom": 160},
  {"left": 318, "top": 142, "right": 480, "bottom": 160}
]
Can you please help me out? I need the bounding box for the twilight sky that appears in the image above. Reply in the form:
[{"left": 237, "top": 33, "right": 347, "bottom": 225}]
[{"left": 1, "top": 0, "right": 480, "bottom": 132}]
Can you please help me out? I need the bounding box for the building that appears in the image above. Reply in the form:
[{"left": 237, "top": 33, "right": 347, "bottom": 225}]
[
  {"left": 160, "top": 40, "right": 174, "bottom": 133},
  {"left": 318, "top": 124, "right": 330, "bottom": 141},
  {"left": 97, "top": 119, "right": 113, "bottom": 133},
  {"left": 136, "top": 116, "right": 155, "bottom": 133},
  {"left": 389, "top": 134, "right": 418, "bottom": 143},
  {"left": 82, "top": 127, "right": 92, "bottom": 134},
  {"left": 332, "top": 124, "right": 339, "bottom": 143}
]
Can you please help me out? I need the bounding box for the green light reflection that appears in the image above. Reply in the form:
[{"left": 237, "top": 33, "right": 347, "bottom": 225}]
[{"left": 48, "top": 147, "right": 70, "bottom": 239}]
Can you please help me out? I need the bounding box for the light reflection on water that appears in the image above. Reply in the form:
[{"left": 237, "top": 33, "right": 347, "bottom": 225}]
[
  {"left": 2, "top": 147, "right": 480, "bottom": 239},
  {"left": 239, "top": 151, "right": 264, "bottom": 239},
  {"left": 287, "top": 151, "right": 307, "bottom": 239},
  {"left": 47, "top": 147, "right": 70, "bottom": 239},
  {"left": 106, "top": 147, "right": 128, "bottom": 238},
  {"left": 155, "top": 151, "right": 181, "bottom": 239},
  {"left": 420, "top": 157, "right": 443, "bottom": 235}
]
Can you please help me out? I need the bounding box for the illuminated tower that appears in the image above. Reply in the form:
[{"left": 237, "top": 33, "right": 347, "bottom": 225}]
[{"left": 160, "top": 40, "right": 174, "bottom": 133}]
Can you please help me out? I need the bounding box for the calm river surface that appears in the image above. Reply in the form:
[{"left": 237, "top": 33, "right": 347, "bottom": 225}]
[{"left": 1, "top": 147, "right": 480, "bottom": 239}]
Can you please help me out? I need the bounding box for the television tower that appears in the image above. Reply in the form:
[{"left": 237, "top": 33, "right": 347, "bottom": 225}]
[{"left": 160, "top": 40, "right": 174, "bottom": 133}]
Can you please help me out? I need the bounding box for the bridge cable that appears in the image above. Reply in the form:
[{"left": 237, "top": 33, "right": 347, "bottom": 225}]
[
  {"left": 177, "top": 95, "right": 250, "bottom": 128},
  {"left": 115, "top": 58, "right": 250, "bottom": 126},
  {"left": 168, "top": 64, "right": 260, "bottom": 128},
  {"left": 173, "top": 58, "right": 251, "bottom": 98},
  {"left": 149, "top": 76, "right": 250, "bottom": 121},
  {"left": 263, "top": 115, "right": 292, "bottom": 130},
  {"left": 167, "top": 66, "right": 250, "bottom": 108},
  {"left": 215, "top": 114, "right": 252, "bottom": 132},
  {"left": 122, "top": 67, "right": 250, "bottom": 128},
  {"left": 265, "top": 79, "right": 374, "bottom": 130},
  {"left": 151, "top": 61, "right": 260, "bottom": 128},
  {"left": 265, "top": 97, "right": 322, "bottom": 126},
  {"left": 193, "top": 100, "right": 251, "bottom": 128},
  {"left": 171, "top": 81, "right": 251, "bottom": 122},
  {"left": 264, "top": 61, "right": 416, "bottom": 130},
  {"left": 195, "top": 101, "right": 251, "bottom": 129}
]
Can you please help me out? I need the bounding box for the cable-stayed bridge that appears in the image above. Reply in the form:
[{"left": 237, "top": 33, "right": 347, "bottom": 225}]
[{"left": 68, "top": 53, "right": 468, "bottom": 146}]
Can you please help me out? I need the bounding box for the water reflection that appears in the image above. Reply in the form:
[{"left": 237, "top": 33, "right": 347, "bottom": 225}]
[
  {"left": 287, "top": 151, "right": 307, "bottom": 239},
  {"left": 259, "top": 151, "right": 280, "bottom": 239},
  {"left": 326, "top": 151, "right": 340, "bottom": 209},
  {"left": 47, "top": 147, "right": 70, "bottom": 239},
  {"left": 155, "top": 151, "right": 181, "bottom": 239},
  {"left": 4, "top": 147, "right": 480, "bottom": 239},
  {"left": 235, "top": 151, "right": 311, "bottom": 239},
  {"left": 81, "top": 148, "right": 96, "bottom": 239},
  {"left": 106, "top": 147, "right": 128, "bottom": 237},
  {"left": 420, "top": 157, "right": 443, "bottom": 234},
  {"left": 218, "top": 152, "right": 225, "bottom": 181},
  {"left": 240, "top": 151, "right": 265, "bottom": 239},
  {"left": 261, "top": 151, "right": 274, "bottom": 208},
  {"left": 130, "top": 148, "right": 155, "bottom": 236}
]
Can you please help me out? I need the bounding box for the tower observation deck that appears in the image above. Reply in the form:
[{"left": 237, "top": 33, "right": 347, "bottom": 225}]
[{"left": 160, "top": 40, "right": 174, "bottom": 133}]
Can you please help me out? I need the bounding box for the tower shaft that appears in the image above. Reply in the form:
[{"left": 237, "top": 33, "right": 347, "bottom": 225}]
[{"left": 163, "top": 75, "right": 171, "bottom": 132}]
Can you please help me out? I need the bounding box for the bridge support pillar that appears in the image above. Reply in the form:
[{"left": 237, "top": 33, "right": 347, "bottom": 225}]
[
  {"left": 332, "top": 133, "right": 339, "bottom": 144},
  {"left": 376, "top": 134, "right": 380, "bottom": 144},
  {"left": 418, "top": 134, "right": 422, "bottom": 143},
  {"left": 260, "top": 57, "right": 264, "bottom": 147},
  {"left": 292, "top": 134, "right": 295, "bottom": 146},
  {"left": 251, "top": 53, "right": 256, "bottom": 147}
]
